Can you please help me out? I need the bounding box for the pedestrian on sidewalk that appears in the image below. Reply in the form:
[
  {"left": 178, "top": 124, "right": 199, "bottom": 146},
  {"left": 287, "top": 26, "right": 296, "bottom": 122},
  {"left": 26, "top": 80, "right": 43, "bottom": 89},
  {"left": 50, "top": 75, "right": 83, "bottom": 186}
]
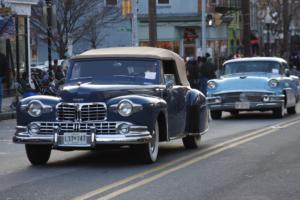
[
  {"left": 186, "top": 57, "right": 201, "bottom": 90},
  {"left": 0, "top": 52, "right": 9, "bottom": 113},
  {"left": 199, "top": 54, "right": 216, "bottom": 96},
  {"left": 53, "top": 59, "right": 65, "bottom": 84}
]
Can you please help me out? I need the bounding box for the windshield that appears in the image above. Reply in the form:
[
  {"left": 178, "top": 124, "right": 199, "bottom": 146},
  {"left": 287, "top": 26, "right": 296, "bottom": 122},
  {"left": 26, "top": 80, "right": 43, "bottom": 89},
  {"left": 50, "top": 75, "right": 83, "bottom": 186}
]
[
  {"left": 66, "top": 59, "right": 160, "bottom": 85},
  {"left": 223, "top": 61, "right": 281, "bottom": 75}
]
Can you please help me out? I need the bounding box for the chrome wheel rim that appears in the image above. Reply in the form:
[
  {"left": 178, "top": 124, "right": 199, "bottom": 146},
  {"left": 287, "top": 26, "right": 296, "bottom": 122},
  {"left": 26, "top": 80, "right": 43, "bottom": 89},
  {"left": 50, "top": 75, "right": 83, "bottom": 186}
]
[{"left": 150, "top": 129, "right": 157, "bottom": 153}]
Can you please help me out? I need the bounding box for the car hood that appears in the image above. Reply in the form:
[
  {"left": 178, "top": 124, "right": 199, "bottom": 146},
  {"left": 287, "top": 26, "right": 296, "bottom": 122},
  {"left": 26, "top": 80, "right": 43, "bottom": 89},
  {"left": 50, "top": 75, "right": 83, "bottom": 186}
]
[
  {"left": 211, "top": 73, "right": 278, "bottom": 93},
  {"left": 60, "top": 83, "right": 159, "bottom": 102}
]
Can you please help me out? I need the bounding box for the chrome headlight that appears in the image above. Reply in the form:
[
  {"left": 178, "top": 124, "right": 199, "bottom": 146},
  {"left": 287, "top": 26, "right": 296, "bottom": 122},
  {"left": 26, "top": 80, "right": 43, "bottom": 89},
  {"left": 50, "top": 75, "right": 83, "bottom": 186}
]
[
  {"left": 207, "top": 81, "right": 217, "bottom": 89},
  {"left": 269, "top": 79, "right": 279, "bottom": 88},
  {"left": 118, "top": 100, "right": 133, "bottom": 117},
  {"left": 28, "top": 101, "right": 43, "bottom": 117}
]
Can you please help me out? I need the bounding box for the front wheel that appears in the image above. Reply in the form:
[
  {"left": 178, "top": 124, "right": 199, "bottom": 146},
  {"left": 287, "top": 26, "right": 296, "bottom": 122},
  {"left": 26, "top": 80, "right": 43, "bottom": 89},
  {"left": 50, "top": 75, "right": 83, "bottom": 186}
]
[
  {"left": 133, "top": 121, "right": 159, "bottom": 163},
  {"left": 25, "top": 144, "right": 51, "bottom": 165},
  {"left": 211, "top": 110, "right": 222, "bottom": 120},
  {"left": 287, "top": 106, "right": 296, "bottom": 115},
  {"left": 273, "top": 103, "right": 285, "bottom": 118},
  {"left": 182, "top": 135, "right": 202, "bottom": 149}
]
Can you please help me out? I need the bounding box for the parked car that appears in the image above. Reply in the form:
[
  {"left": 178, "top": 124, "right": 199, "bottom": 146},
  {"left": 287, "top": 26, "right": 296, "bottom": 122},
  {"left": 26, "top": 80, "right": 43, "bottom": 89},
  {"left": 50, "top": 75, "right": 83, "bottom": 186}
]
[
  {"left": 207, "top": 57, "right": 300, "bottom": 119},
  {"left": 13, "top": 47, "right": 209, "bottom": 165}
]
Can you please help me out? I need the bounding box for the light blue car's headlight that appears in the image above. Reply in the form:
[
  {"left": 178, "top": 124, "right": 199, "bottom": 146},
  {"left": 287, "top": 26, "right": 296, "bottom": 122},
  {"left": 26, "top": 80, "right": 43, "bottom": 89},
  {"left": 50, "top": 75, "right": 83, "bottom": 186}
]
[
  {"left": 207, "top": 81, "right": 217, "bottom": 89},
  {"left": 269, "top": 79, "right": 279, "bottom": 88}
]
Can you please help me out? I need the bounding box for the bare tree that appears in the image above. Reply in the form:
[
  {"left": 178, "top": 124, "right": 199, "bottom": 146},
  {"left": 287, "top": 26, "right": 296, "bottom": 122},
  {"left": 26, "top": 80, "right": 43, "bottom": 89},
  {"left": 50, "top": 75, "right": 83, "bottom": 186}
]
[
  {"left": 31, "top": 0, "right": 123, "bottom": 58},
  {"left": 83, "top": 2, "right": 123, "bottom": 49}
]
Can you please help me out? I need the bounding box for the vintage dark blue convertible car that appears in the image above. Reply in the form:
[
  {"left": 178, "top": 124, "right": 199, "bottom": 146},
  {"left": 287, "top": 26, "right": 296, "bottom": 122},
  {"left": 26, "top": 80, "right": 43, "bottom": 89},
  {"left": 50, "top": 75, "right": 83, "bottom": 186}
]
[{"left": 14, "top": 47, "right": 209, "bottom": 164}]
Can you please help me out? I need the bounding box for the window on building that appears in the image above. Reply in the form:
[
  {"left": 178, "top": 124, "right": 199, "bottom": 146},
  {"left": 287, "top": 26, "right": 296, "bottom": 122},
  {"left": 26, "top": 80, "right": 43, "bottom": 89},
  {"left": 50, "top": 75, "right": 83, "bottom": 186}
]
[
  {"left": 157, "top": 0, "right": 170, "bottom": 5},
  {"left": 106, "top": 0, "right": 118, "bottom": 6}
]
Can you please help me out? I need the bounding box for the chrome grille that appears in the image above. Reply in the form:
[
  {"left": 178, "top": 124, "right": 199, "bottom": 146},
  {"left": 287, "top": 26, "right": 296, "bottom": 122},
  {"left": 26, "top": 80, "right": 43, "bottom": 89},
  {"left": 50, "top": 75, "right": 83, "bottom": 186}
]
[
  {"left": 38, "top": 122, "right": 118, "bottom": 135},
  {"left": 216, "top": 92, "right": 272, "bottom": 103},
  {"left": 56, "top": 104, "right": 76, "bottom": 121},
  {"left": 56, "top": 103, "right": 107, "bottom": 122},
  {"left": 81, "top": 104, "right": 106, "bottom": 121}
]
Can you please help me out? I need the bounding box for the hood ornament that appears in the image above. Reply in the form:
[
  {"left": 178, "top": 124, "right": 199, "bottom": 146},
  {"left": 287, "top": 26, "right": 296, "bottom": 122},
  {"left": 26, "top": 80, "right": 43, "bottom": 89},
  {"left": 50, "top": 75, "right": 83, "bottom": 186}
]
[{"left": 77, "top": 81, "right": 82, "bottom": 86}]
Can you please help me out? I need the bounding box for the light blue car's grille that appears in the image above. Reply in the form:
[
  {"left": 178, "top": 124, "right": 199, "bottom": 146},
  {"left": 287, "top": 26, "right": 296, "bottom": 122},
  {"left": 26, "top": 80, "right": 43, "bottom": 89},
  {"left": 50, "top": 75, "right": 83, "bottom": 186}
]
[{"left": 216, "top": 92, "right": 271, "bottom": 103}]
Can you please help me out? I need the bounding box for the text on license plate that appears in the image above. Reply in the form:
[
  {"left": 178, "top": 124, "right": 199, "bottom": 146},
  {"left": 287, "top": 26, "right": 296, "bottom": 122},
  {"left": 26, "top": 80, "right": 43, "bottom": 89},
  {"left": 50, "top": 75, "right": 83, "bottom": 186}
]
[
  {"left": 235, "top": 102, "right": 250, "bottom": 109},
  {"left": 63, "top": 133, "right": 87, "bottom": 145}
]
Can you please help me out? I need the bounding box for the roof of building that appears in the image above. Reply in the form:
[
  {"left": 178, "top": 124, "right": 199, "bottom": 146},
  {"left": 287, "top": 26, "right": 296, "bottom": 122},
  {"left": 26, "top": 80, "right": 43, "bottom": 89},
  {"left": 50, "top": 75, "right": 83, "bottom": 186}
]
[
  {"left": 72, "top": 47, "right": 190, "bottom": 86},
  {"left": 224, "top": 57, "right": 287, "bottom": 65}
]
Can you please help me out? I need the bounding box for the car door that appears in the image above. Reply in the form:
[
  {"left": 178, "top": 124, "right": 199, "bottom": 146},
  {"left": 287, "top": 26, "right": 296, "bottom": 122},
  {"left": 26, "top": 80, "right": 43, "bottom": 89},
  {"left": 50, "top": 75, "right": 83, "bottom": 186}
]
[{"left": 161, "top": 60, "right": 188, "bottom": 138}]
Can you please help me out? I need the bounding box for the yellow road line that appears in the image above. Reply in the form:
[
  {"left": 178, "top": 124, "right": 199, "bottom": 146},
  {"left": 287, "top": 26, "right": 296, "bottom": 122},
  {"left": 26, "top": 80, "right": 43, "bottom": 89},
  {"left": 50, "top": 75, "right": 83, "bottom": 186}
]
[
  {"left": 73, "top": 117, "right": 300, "bottom": 200},
  {"left": 98, "top": 129, "right": 277, "bottom": 200}
]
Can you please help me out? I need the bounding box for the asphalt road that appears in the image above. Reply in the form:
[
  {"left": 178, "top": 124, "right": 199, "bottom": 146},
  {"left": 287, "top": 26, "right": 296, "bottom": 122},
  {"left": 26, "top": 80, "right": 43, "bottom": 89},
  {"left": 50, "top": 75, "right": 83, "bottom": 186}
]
[{"left": 1, "top": 107, "right": 300, "bottom": 200}]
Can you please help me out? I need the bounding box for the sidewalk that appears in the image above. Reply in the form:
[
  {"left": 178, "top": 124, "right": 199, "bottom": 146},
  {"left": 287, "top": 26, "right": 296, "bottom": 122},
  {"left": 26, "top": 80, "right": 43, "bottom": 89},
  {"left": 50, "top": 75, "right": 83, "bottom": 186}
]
[{"left": 0, "top": 96, "right": 16, "bottom": 121}]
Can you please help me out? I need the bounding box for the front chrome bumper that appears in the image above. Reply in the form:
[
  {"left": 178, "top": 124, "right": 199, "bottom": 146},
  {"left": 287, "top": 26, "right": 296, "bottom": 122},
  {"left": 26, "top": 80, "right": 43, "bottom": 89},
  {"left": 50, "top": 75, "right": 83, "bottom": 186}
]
[
  {"left": 13, "top": 122, "right": 152, "bottom": 147},
  {"left": 207, "top": 94, "right": 285, "bottom": 111}
]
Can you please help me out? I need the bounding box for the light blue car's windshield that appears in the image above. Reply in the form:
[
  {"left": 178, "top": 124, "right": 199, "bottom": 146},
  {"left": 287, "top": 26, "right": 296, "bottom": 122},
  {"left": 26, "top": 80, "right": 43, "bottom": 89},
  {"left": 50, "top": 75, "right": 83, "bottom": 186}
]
[
  {"left": 67, "top": 59, "right": 160, "bottom": 85},
  {"left": 223, "top": 61, "right": 281, "bottom": 75}
]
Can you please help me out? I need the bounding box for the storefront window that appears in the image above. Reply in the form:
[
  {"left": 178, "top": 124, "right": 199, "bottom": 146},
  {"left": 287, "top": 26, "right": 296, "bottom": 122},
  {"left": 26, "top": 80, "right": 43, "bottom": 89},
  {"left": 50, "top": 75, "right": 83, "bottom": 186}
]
[{"left": 140, "top": 41, "right": 180, "bottom": 54}]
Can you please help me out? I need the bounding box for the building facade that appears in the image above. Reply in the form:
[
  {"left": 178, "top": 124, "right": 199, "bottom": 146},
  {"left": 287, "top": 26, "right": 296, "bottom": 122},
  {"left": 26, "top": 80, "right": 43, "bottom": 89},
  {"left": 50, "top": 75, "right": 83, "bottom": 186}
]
[
  {"left": 35, "top": 0, "right": 241, "bottom": 63},
  {"left": 137, "top": 0, "right": 235, "bottom": 60},
  {"left": 0, "top": 0, "right": 38, "bottom": 93}
]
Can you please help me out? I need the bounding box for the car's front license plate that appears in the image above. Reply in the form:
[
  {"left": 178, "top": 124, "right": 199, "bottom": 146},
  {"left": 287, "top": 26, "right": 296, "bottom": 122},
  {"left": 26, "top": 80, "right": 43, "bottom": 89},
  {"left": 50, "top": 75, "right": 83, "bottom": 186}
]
[
  {"left": 63, "top": 133, "right": 88, "bottom": 145},
  {"left": 235, "top": 102, "right": 250, "bottom": 109}
]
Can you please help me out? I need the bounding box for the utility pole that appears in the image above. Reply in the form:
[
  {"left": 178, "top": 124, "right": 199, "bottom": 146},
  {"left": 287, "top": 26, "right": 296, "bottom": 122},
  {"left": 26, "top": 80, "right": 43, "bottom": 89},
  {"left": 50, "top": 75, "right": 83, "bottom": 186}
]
[
  {"left": 132, "top": 0, "right": 139, "bottom": 46},
  {"left": 241, "top": 0, "right": 251, "bottom": 57},
  {"left": 148, "top": 0, "right": 157, "bottom": 47},
  {"left": 201, "top": 0, "right": 206, "bottom": 56},
  {"left": 45, "top": 0, "right": 52, "bottom": 79}
]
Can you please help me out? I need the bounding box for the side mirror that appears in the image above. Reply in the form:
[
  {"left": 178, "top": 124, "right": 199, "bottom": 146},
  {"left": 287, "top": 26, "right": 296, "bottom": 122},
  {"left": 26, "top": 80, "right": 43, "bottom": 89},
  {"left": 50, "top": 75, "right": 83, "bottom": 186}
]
[
  {"left": 164, "top": 74, "right": 175, "bottom": 90},
  {"left": 285, "top": 69, "right": 290, "bottom": 77},
  {"left": 166, "top": 80, "right": 174, "bottom": 90}
]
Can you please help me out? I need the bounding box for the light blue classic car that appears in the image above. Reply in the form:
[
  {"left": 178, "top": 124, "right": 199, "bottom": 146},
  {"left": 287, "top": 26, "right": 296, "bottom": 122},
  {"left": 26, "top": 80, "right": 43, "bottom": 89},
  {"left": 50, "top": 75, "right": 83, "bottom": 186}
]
[{"left": 207, "top": 57, "right": 300, "bottom": 119}]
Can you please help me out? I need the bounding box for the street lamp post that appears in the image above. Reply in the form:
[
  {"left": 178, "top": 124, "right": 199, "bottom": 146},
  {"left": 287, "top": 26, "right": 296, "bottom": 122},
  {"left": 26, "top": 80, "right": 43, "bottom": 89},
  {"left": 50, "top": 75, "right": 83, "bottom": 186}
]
[
  {"left": 45, "top": 0, "right": 52, "bottom": 79},
  {"left": 264, "top": 8, "right": 273, "bottom": 56},
  {"left": 290, "top": 22, "right": 296, "bottom": 58}
]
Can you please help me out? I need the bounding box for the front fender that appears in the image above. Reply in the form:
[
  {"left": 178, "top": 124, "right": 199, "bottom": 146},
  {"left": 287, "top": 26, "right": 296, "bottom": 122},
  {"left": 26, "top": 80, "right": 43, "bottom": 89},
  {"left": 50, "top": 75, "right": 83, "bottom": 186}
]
[
  {"left": 185, "top": 89, "right": 208, "bottom": 134},
  {"left": 106, "top": 95, "right": 167, "bottom": 132},
  {"left": 17, "top": 95, "right": 61, "bottom": 126}
]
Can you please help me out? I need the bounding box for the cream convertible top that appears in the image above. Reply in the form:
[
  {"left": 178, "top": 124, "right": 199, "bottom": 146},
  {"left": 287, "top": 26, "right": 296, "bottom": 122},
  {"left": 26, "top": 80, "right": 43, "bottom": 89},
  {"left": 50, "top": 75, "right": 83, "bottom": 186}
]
[{"left": 72, "top": 47, "right": 190, "bottom": 86}]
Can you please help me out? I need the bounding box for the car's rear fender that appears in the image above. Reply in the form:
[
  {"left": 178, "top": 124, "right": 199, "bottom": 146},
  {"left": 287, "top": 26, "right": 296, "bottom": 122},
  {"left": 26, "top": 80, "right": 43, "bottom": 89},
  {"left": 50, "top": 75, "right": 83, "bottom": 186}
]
[{"left": 185, "top": 89, "right": 209, "bottom": 134}]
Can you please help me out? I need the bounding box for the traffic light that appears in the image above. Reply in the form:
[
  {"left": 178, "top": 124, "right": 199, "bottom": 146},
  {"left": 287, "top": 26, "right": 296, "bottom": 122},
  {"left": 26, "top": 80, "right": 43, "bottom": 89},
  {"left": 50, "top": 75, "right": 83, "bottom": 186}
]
[
  {"left": 122, "top": 0, "right": 132, "bottom": 17},
  {"left": 206, "top": 14, "right": 213, "bottom": 26}
]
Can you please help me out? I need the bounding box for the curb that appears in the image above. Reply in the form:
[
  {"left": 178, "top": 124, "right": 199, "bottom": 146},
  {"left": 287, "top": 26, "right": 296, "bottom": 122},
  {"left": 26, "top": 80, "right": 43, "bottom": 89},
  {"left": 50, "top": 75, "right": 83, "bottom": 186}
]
[{"left": 0, "top": 112, "right": 16, "bottom": 121}]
